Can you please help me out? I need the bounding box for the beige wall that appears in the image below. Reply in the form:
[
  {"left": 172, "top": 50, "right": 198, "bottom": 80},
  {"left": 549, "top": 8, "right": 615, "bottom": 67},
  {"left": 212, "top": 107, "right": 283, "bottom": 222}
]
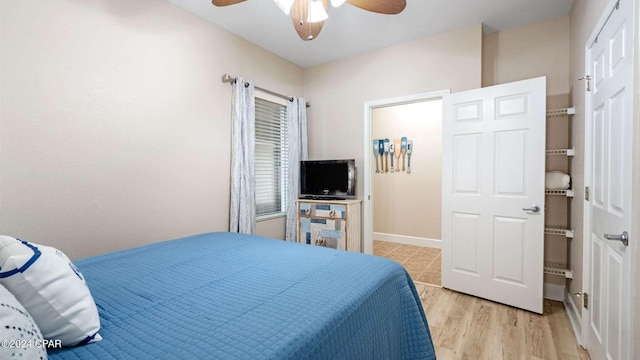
[
  {"left": 568, "top": 0, "right": 609, "bottom": 316},
  {"left": 483, "top": 16, "right": 570, "bottom": 103},
  {"left": 0, "top": 0, "right": 303, "bottom": 259},
  {"left": 483, "top": 17, "right": 572, "bottom": 287},
  {"left": 303, "top": 24, "right": 483, "bottom": 200},
  {"left": 371, "top": 100, "right": 442, "bottom": 241},
  {"left": 256, "top": 216, "right": 286, "bottom": 240}
]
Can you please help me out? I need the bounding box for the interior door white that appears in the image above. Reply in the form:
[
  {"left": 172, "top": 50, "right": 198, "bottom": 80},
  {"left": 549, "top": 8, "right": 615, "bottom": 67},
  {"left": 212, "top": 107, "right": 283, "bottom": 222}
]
[
  {"left": 585, "top": 0, "right": 633, "bottom": 358},
  {"left": 442, "top": 77, "right": 546, "bottom": 314}
]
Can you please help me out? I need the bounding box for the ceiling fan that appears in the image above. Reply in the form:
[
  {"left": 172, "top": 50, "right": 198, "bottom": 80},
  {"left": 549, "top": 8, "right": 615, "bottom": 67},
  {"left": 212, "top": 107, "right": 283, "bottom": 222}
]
[{"left": 211, "top": 0, "right": 406, "bottom": 41}]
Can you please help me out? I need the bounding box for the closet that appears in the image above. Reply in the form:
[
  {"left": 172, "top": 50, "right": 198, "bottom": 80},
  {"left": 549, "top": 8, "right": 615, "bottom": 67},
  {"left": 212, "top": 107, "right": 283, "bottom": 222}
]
[{"left": 543, "top": 107, "right": 575, "bottom": 282}]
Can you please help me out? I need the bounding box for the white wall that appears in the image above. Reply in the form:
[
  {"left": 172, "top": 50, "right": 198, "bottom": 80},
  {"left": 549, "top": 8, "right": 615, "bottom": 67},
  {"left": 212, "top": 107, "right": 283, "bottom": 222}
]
[{"left": 0, "top": 0, "right": 303, "bottom": 259}]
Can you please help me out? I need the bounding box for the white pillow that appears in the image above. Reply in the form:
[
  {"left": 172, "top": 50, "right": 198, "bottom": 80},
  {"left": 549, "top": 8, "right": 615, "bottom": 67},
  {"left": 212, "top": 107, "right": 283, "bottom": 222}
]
[
  {"left": 0, "top": 236, "right": 102, "bottom": 346},
  {"left": 0, "top": 283, "right": 48, "bottom": 359}
]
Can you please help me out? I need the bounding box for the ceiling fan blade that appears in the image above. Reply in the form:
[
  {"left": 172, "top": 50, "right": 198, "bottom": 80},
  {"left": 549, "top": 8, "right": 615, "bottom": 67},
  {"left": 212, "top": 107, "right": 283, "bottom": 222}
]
[
  {"left": 346, "top": 0, "right": 406, "bottom": 14},
  {"left": 211, "top": 0, "right": 246, "bottom": 7},
  {"left": 291, "top": 0, "right": 326, "bottom": 41}
]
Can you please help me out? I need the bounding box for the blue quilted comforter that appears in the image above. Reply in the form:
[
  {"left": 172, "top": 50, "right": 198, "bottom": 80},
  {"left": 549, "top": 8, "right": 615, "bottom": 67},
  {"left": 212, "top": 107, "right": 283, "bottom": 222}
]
[{"left": 49, "top": 232, "right": 435, "bottom": 359}]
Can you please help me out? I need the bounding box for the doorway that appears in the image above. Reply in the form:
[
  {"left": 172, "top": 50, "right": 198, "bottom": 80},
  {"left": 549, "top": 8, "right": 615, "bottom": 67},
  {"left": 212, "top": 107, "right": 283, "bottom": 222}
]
[
  {"left": 582, "top": 0, "right": 635, "bottom": 357},
  {"left": 371, "top": 99, "right": 444, "bottom": 284},
  {"left": 371, "top": 100, "right": 443, "bottom": 244},
  {"left": 363, "top": 90, "right": 449, "bottom": 284}
]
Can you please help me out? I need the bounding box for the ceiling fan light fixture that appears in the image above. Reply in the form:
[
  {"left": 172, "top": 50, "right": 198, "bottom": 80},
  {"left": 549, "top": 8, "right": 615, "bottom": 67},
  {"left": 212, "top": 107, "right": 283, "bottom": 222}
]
[
  {"left": 212, "top": 0, "right": 407, "bottom": 41},
  {"left": 273, "top": 0, "right": 294, "bottom": 14},
  {"left": 307, "top": 0, "right": 328, "bottom": 23}
]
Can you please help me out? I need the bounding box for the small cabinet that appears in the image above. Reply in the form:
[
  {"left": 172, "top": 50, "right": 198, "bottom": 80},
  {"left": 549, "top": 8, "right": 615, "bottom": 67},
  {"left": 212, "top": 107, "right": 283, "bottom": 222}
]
[{"left": 297, "top": 199, "right": 362, "bottom": 252}]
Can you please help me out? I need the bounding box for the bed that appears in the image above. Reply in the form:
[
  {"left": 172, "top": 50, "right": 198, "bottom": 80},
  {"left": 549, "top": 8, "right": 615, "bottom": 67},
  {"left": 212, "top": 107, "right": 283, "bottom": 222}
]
[{"left": 48, "top": 232, "right": 435, "bottom": 359}]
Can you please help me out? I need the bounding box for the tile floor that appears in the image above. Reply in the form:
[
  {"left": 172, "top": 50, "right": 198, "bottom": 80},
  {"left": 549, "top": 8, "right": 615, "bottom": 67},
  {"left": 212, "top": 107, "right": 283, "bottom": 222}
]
[{"left": 373, "top": 240, "right": 441, "bottom": 286}]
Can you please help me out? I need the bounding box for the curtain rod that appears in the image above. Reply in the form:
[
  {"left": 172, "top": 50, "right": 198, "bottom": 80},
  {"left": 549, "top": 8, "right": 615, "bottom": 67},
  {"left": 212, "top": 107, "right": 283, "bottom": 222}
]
[{"left": 221, "top": 74, "right": 310, "bottom": 108}]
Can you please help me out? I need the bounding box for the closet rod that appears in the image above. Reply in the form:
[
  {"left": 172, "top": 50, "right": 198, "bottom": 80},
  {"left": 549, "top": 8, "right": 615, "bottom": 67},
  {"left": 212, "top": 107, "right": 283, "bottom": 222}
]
[{"left": 221, "top": 74, "right": 310, "bottom": 108}]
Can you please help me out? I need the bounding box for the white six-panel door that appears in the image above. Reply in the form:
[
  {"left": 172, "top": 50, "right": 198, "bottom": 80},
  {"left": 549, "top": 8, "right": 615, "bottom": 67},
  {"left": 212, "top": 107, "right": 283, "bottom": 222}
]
[
  {"left": 586, "top": 0, "right": 633, "bottom": 358},
  {"left": 442, "top": 77, "right": 546, "bottom": 314}
]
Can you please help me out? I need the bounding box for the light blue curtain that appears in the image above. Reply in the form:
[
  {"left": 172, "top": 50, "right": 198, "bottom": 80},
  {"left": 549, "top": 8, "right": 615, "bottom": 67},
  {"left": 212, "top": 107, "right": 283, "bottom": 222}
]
[
  {"left": 285, "top": 97, "right": 308, "bottom": 242},
  {"left": 229, "top": 77, "right": 256, "bottom": 234}
]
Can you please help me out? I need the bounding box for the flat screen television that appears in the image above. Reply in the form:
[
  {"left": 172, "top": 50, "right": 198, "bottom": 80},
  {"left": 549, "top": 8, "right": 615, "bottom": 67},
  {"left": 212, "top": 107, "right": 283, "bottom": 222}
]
[{"left": 299, "top": 159, "right": 356, "bottom": 199}]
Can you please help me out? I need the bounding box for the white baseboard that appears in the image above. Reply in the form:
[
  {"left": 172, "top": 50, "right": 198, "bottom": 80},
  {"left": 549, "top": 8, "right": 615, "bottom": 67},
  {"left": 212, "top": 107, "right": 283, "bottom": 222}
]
[
  {"left": 373, "top": 232, "right": 441, "bottom": 248},
  {"left": 543, "top": 283, "right": 565, "bottom": 301},
  {"left": 564, "top": 288, "right": 584, "bottom": 346}
]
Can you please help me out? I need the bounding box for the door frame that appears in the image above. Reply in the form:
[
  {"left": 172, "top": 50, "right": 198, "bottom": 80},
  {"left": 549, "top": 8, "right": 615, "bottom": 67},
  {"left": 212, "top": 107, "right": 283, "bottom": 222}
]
[
  {"left": 634, "top": 1, "right": 640, "bottom": 357},
  {"left": 362, "top": 89, "right": 450, "bottom": 255},
  {"left": 581, "top": 0, "right": 638, "bottom": 354}
]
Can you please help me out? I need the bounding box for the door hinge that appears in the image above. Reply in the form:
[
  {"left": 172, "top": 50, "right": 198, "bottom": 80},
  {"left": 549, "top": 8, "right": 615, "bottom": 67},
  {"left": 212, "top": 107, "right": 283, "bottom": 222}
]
[
  {"left": 579, "top": 75, "right": 592, "bottom": 92},
  {"left": 585, "top": 186, "right": 590, "bottom": 201}
]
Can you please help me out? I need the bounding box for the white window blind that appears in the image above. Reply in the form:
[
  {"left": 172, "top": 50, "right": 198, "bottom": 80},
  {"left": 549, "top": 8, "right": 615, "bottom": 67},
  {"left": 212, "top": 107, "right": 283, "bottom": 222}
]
[{"left": 255, "top": 97, "right": 288, "bottom": 218}]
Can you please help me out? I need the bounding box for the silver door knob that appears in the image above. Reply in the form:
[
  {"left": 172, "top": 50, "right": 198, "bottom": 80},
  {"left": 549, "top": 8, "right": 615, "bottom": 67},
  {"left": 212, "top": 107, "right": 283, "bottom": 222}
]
[
  {"left": 522, "top": 205, "right": 540, "bottom": 213},
  {"left": 604, "top": 231, "right": 629, "bottom": 246}
]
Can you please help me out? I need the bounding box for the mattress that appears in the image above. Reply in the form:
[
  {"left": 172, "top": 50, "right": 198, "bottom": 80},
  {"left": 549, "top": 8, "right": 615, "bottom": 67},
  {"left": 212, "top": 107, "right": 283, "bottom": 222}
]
[{"left": 49, "top": 232, "right": 435, "bottom": 359}]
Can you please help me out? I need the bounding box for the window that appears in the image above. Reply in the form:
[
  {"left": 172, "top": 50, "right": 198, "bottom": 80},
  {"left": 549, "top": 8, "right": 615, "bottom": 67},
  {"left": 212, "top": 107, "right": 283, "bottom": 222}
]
[{"left": 255, "top": 97, "right": 288, "bottom": 218}]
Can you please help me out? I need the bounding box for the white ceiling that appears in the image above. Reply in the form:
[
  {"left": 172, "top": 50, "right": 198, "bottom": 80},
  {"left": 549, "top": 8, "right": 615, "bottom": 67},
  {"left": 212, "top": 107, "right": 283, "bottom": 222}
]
[{"left": 169, "top": 0, "right": 574, "bottom": 68}]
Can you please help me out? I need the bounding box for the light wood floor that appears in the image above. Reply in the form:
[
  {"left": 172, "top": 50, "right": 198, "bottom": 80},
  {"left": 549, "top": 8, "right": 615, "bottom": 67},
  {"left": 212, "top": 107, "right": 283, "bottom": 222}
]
[
  {"left": 414, "top": 283, "right": 590, "bottom": 360},
  {"left": 372, "top": 241, "right": 589, "bottom": 359}
]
